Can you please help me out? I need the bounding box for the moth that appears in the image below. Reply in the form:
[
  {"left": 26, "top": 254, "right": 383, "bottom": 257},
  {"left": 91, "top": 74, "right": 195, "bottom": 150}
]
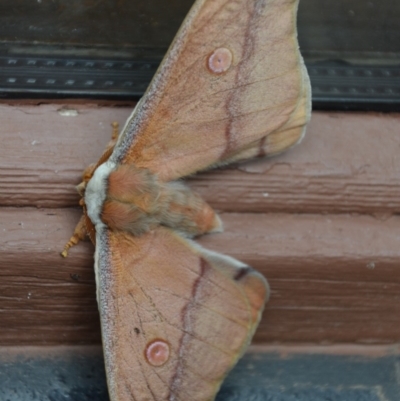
[{"left": 62, "top": 0, "right": 311, "bottom": 400}]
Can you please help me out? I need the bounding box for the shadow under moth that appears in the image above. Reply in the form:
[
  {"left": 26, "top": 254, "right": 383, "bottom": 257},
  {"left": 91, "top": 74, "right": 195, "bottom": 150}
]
[{"left": 62, "top": 0, "right": 311, "bottom": 399}]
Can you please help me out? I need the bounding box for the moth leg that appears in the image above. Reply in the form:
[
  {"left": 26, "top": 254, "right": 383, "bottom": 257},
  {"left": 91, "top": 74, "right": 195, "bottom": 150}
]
[
  {"left": 76, "top": 123, "right": 119, "bottom": 195},
  {"left": 110, "top": 121, "right": 119, "bottom": 140},
  {"left": 62, "top": 122, "right": 119, "bottom": 257},
  {"left": 61, "top": 214, "right": 88, "bottom": 257}
]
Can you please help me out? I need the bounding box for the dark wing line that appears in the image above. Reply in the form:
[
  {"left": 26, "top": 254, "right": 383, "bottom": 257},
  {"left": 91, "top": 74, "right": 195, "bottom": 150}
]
[
  {"left": 143, "top": 95, "right": 298, "bottom": 155},
  {"left": 120, "top": 239, "right": 242, "bottom": 300},
  {"left": 122, "top": 338, "right": 183, "bottom": 401},
  {"left": 164, "top": 65, "right": 299, "bottom": 128},
  {"left": 125, "top": 291, "right": 152, "bottom": 340},
  {"left": 125, "top": 262, "right": 234, "bottom": 354},
  {"left": 143, "top": 0, "right": 285, "bottom": 116},
  {"left": 148, "top": 42, "right": 300, "bottom": 137},
  {"left": 122, "top": 381, "right": 138, "bottom": 401},
  {"left": 181, "top": 262, "right": 252, "bottom": 302},
  {"left": 172, "top": 5, "right": 297, "bottom": 105},
  {"left": 208, "top": 64, "right": 302, "bottom": 97},
  {"left": 152, "top": 286, "right": 249, "bottom": 327},
  {"left": 175, "top": 264, "right": 241, "bottom": 299},
  {"left": 124, "top": 293, "right": 159, "bottom": 401},
  {"left": 138, "top": 288, "right": 234, "bottom": 357},
  {"left": 126, "top": 271, "right": 171, "bottom": 332},
  {"left": 126, "top": 290, "right": 182, "bottom": 401}
]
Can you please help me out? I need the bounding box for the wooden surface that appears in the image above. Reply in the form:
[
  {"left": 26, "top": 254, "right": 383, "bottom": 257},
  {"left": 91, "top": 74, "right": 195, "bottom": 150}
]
[
  {"left": 0, "top": 102, "right": 399, "bottom": 345},
  {"left": 1, "top": 104, "right": 400, "bottom": 213}
]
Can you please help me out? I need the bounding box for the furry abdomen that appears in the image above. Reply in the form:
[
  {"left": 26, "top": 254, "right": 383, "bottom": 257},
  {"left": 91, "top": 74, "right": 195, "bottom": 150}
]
[{"left": 101, "top": 165, "right": 222, "bottom": 237}]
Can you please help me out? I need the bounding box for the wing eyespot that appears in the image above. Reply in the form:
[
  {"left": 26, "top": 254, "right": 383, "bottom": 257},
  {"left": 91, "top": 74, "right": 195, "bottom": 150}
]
[
  {"left": 145, "top": 339, "right": 170, "bottom": 367},
  {"left": 207, "top": 47, "right": 233, "bottom": 74}
]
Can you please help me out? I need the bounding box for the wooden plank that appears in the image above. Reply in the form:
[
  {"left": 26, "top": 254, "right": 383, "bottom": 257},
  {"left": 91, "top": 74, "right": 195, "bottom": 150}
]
[
  {"left": 0, "top": 103, "right": 132, "bottom": 208},
  {"left": 1, "top": 207, "right": 399, "bottom": 345},
  {"left": 1, "top": 103, "right": 399, "bottom": 213}
]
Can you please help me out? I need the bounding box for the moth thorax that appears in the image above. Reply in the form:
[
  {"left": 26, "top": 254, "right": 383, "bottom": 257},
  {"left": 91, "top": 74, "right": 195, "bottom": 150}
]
[
  {"left": 100, "top": 165, "right": 222, "bottom": 236},
  {"left": 101, "top": 165, "right": 159, "bottom": 234}
]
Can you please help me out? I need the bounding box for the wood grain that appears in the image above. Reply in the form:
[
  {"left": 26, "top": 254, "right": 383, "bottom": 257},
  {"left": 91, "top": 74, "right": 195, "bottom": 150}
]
[
  {"left": 1, "top": 208, "right": 399, "bottom": 345},
  {"left": 1, "top": 103, "right": 400, "bottom": 213},
  {"left": 1, "top": 103, "right": 399, "bottom": 346}
]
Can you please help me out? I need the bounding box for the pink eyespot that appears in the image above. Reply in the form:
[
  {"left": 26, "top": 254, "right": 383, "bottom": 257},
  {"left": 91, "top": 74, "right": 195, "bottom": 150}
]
[
  {"left": 145, "top": 340, "right": 170, "bottom": 366},
  {"left": 207, "top": 47, "right": 233, "bottom": 74}
]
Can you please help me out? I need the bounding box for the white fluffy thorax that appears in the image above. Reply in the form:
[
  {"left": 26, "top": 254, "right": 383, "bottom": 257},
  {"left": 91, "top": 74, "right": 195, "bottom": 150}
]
[{"left": 85, "top": 160, "right": 116, "bottom": 227}]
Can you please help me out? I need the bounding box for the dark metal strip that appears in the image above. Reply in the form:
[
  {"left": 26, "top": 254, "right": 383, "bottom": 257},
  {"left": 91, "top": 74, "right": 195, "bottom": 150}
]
[{"left": 0, "top": 54, "right": 399, "bottom": 110}]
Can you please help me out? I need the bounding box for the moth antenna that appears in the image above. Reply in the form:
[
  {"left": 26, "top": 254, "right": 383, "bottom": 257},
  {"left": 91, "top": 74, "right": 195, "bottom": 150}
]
[
  {"left": 111, "top": 121, "right": 119, "bottom": 140},
  {"left": 61, "top": 214, "right": 88, "bottom": 257}
]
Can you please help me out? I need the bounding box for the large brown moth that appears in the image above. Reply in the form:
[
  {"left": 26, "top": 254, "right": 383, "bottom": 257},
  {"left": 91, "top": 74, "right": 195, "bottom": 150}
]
[{"left": 62, "top": 0, "right": 311, "bottom": 400}]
